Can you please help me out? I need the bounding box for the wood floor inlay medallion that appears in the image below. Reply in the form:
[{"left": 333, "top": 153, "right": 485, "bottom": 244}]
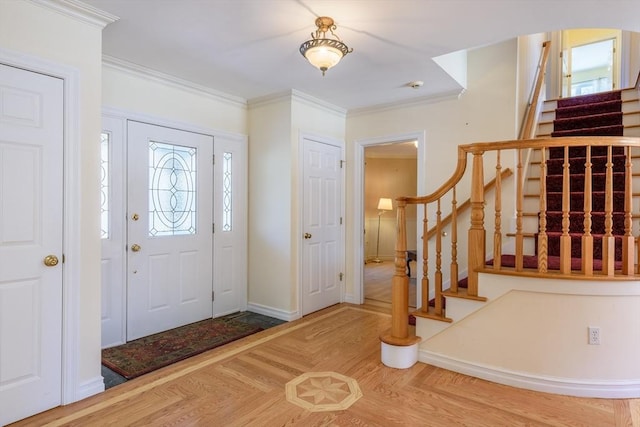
[{"left": 286, "top": 371, "right": 362, "bottom": 412}]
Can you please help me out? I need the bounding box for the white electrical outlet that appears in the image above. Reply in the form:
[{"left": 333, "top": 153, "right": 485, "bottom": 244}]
[{"left": 588, "top": 327, "right": 601, "bottom": 345}]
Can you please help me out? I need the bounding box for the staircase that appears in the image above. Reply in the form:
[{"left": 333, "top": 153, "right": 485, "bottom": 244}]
[
  {"left": 409, "top": 87, "right": 640, "bottom": 398},
  {"left": 522, "top": 87, "right": 640, "bottom": 261}
]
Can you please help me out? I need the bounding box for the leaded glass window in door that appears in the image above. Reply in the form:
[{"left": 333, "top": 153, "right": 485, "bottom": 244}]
[
  {"left": 100, "top": 132, "right": 110, "bottom": 239},
  {"left": 148, "top": 141, "right": 197, "bottom": 236},
  {"left": 222, "top": 152, "right": 232, "bottom": 231}
]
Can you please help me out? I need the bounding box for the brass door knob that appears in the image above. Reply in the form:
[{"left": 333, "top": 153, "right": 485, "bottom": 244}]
[
  {"left": 43, "top": 255, "right": 59, "bottom": 267},
  {"left": 130, "top": 244, "right": 141, "bottom": 252},
  {"left": 131, "top": 213, "right": 139, "bottom": 221},
  {"left": 304, "top": 233, "right": 312, "bottom": 239}
]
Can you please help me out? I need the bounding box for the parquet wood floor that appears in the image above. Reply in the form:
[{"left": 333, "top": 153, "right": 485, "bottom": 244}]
[{"left": 12, "top": 304, "right": 640, "bottom": 426}]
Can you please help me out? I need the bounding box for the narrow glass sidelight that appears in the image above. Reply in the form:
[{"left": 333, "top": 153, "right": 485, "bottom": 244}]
[
  {"left": 148, "top": 141, "right": 197, "bottom": 236},
  {"left": 222, "top": 152, "right": 232, "bottom": 231},
  {"left": 100, "top": 131, "right": 110, "bottom": 239}
]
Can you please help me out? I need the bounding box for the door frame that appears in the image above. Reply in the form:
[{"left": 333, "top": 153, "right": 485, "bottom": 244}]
[
  {"left": 101, "top": 107, "right": 248, "bottom": 338},
  {"left": 352, "top": 131, "right": 425, "bottom": 305},
  {"left": 0, "top": 49, "right": 87, "bottom": 403},
  {"left": 297, "top": 132, "right": 346, "bottom": 317}
]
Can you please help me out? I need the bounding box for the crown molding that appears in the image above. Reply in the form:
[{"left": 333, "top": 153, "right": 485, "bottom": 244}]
[
  {"left": 248, "top": 89, "right": 347, "bottom": 117},
  {"left": 347, "top": 88, "right": 466, "bottom": 118},
  {"left": 29, "top": 0, "right": 119, "bottom": 28},
  {"left": 102, "top": 55, "right": 247, "bottom": 109}
]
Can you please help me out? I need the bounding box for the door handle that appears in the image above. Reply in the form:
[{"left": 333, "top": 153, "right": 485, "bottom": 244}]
[
  {"left": 130, "top": 244, "right": 141, "bottom": 252},
  {"left": 43, "top": 255, "right": 59, "bottom": 267},
  {"left": 304, "top": 233, "right": 312, "bottom": 239}
]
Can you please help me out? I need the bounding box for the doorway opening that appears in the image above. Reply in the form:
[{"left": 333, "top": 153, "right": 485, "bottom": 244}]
[
  {"left": 560, "top": 29, "right": 621, "bottom": 98},
  {"left": 363, "top": 141, "right": 418, "bottom": 310}
]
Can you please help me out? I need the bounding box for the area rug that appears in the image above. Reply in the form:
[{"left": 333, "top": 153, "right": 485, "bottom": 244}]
[{"left": 102, "top": 318, "right": 263, "bottom": 379}]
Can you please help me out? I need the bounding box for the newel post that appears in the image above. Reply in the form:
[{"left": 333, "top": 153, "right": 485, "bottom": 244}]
[
  {"left": 467, "top": 152, "right": 486, "bottom": 296},
  {"left": 380, "top": 198, "right": 421, "bottom": 369}
]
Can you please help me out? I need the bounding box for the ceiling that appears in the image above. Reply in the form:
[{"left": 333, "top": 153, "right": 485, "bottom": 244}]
[{"left": 84, "top": 0, "right": 640, "bottom": 111}]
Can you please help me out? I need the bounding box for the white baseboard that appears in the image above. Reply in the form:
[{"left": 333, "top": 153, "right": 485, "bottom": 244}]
[
  {"left": 420, "top": 350, "right": 640, "bottom": 398},
  {"left": 343, "top": 293, "right": 359, "bottom": 304},
  {"left": 246, "top": 302, "right": 298, "bottom": 321},
  {"left": 75, "top": 376, "right": 105, "bottom": 402}
]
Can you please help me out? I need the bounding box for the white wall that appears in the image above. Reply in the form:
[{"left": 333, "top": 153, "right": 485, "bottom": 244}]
[
  {"left": 102, "top": 64, "right": 247, "bottom": 134},
  {"left": 346, "top": 39, "right": 521, "bottom": 302},
  {"left": 0, "top": 0, "right": 104, "bottom": 396},
  {"left": 247, "top": 91, "right": 346, "bottom": 318},
  {"left": 247, "top": 95, "right": 294, "bottom": 316}
]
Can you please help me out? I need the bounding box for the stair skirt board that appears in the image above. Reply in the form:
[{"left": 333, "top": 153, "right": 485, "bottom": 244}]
[{"left": 418, "top": 351, "right": 640, "bottom": 399}]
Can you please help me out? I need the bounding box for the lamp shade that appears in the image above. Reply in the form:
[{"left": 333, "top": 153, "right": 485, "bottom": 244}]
[{"left": 377, "top": 198, "right": 393, "bottom": 211}]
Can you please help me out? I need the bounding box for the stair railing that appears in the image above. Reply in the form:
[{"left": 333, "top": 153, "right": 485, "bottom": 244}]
[{"left": 381, "top": 136, "right": 640, "bottom": 350}]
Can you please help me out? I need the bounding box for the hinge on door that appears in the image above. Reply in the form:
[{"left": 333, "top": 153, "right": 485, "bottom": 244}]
[
  {"left": 339, "top": 272, "right": 344, "bottom": 281},
  {"left": 212, "top": 291, "right": 215, "bottom": 301},
  {"left": 212, "top": 223, "right": 215, "bottom": 233},
  {"left": 62, "top": 254, "right": 65, "bottom": 263},
  {"left": 340, "top": 217, "right": 343, "bottom": 225},
  {"left": 340, "top": 160, "right": 345, "bottom": 169},
  {"left": 213, "top": 154, "right": 215, "bottom": 164}
]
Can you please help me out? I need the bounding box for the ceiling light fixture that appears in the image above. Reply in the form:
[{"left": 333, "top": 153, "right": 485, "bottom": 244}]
[{"left": 299, "top": 16, "right": 352, "bottom": 76}]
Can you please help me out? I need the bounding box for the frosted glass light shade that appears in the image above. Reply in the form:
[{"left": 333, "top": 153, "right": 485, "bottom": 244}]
[{"left": 304, "top": 45, "right": 343, "bottom": 73}]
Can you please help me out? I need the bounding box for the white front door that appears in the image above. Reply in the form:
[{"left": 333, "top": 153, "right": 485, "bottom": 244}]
[
  {"left": 126, "top": 121, "right": 213, "bottom": 340},
  {"left": 213, "top": 137, "right": 247, "bottom": 316},
  {"left": 301, "top": 137, "right": 343, "bottom": 315},
  {"left": 0, "top": 63, "right": 63, "bottom": 425}
]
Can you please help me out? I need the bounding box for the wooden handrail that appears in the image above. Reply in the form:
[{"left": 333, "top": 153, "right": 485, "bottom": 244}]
[
  {"left": 425, "top": 168, "right": 513, "bottom": 240},
  {"left": 520, "top": 40, "right": 551, "bottom": 140}
]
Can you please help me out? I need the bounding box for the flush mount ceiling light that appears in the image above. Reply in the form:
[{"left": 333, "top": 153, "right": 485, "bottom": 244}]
[{"left": 299, "top": 16, "right": 353, "bottom": 76}]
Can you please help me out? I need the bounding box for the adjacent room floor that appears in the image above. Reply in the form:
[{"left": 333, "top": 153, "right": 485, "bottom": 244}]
[{"left": 364, "top": 259, "right": 417, "bottom": 309}]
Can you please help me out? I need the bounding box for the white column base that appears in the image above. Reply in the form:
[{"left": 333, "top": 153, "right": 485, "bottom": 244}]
[{"left": 381, "top": 342, "right": 419, "bottom": 369}]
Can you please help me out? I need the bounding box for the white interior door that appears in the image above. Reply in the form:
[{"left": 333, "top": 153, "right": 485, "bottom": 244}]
[
  {"left": 301, "top": 137, "right": 343, "bottom": 315},
  {"left": 0, "top": 63, "right": 63, "bottom": 425},
  {"left": 213, "top": 136, "right": 247, "bottom": 316},
  {"left": 127, "top": 121, "right": 213, "bottom": 340}
]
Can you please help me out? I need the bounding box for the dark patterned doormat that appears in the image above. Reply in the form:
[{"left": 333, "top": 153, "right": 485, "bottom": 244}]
[{"left": 102, "top": 317, "right": 263, "bottom": 379}]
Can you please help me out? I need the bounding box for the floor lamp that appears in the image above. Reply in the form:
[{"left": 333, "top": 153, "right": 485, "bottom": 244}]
[{"left": 373, "top": 198, "right": 393, "bottom": 263}]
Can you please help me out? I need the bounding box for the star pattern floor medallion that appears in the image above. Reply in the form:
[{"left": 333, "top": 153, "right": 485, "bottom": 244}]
[{"left": 285, "top": 371, "right": 362, "bottom": 412}]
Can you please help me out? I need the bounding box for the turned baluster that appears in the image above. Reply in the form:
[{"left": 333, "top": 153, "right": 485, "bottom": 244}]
[
  {"left": 450, "top": 187, "right": 459, "bottom": 294},
  {"left": 622, "top": 146, "right": 634, "bottom": 275},
  {"left": 515, "top": 148, "right": 524, "bottom": 271},
  {"left": 602, "top": 145, "right": 615, "bottom": 276},
  {"left": 582, "top": 146, "right": 593, "bottom": 275},
  {"left": 434, "top": 199, "right": 443, "bottom": 316},
  {"left": 493, "top": 150, "right": 503, "bottom": 269},
  {"left": 538, "top": 148, "right": 548, "bottom": 273},
  {"left": 559, "top": 146, "right": 572, "bottom": 274},
  {"left": 420, "top": 204, "right": 430, "bottom": 314}
]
